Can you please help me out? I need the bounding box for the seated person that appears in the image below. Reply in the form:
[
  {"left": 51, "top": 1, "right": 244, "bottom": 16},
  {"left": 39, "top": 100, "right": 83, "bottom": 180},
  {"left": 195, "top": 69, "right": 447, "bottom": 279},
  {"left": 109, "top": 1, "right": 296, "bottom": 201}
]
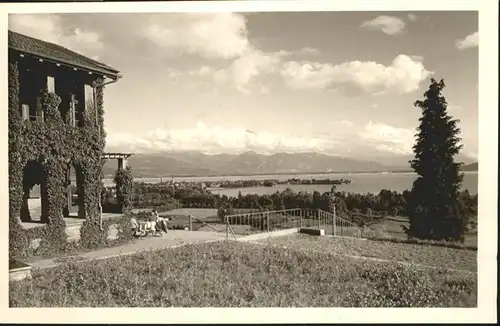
[{"left": 149, "top": 209, "right": 159, "bottom": 222}]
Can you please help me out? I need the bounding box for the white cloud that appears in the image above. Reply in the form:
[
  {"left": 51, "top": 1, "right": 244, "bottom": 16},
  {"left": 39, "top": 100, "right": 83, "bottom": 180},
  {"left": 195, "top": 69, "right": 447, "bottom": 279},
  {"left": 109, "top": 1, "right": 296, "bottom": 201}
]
[
  {"left": 462, "top": 150, "right": 478, "bottom": 161},
  {"left": 299, "top": 47, "right": 320, "bottom": 55},
  {"left": 359, "top": 121, "right": 415, "bottom": 155},
  {"left": 142, "top": 13, "right": 321, "bottom": 94},
  {"left": 144, "top": 13, "right": 249, "bottom": 59},
  {"left": 260, "top": 85, "right": 271, "bottom": 94},
  {"left": 281, "top": 61, "right": 335, "bottom": 90},
  {"left": 143, "top": 13, "right": 305, "bottom": 94},
  {"left": 340, "top": 120, "right": 354, "bottom": 127},
  {"left": 105, "top": 119, "right": 423, "bottom": 157},
  {"left": 141, "top": 12, "right": 291, "bottom": 93},
  {"left": 407, "top": 13, "right": 418, "bottom": 22},
  {"left": 106, "top": 118, "right": 480, "bottom": 159},
  {"left": 166, "top": 68, "right": 185, "bottom": 79},
  {"left": 455, "top": 31, "right": 478, "bottom": 50},
  {"left": 106, "top": 121, "right": 334, "bottom": 154},
  {"left": 9, "top": 14, "right": 104, "bottom": 56},
  {"left": 197, "top": 66, "right": 214, "bottom": 77},
  {"left": 216, "top": 48, "right": 287, "bottom": 92},
  {"left": 280, "top": 54, "right": 432, "bottom": 95},
  {"left": 360, "top": 15, "right": 406, "bottom": 35},
  {"left": 171, "top": 48, "right": 287, "bottom": 93}
]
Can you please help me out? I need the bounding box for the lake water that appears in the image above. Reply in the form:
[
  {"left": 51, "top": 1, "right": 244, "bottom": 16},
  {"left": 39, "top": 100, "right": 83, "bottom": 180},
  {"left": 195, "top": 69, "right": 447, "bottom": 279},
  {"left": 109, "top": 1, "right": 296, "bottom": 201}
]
[{"left": 103, "top": 171, "right": 478, "bottom": 196}]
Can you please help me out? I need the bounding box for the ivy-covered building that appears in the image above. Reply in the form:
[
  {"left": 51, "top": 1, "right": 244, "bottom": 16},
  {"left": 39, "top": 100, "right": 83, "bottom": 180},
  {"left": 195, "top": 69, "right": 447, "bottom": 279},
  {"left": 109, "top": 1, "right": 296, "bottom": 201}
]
[{"left": 8, "top": 30, "right": 132, "bottom": 257}]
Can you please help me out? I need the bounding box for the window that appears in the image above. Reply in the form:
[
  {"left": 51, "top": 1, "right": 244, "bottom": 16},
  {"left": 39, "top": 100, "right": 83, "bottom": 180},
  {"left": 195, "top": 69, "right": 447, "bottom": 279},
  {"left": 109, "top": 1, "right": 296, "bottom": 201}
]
[
  {"left": 21, "top": 104, "right": 29, "bottom": 121},
  {"left": 84, "top": 84, "right": 94, "bottom": 111},
  {"left": 69, "top": 94, "right": 78, "bottom": 127},
  {"left": 47, "top": 76, "right": 55, "bottom": 93},
  {"left": 19, "top": 67, "right": 39, "bottom": 122},
  {"left": 36, "top": 107, "right": 44, "bottom": 122}
]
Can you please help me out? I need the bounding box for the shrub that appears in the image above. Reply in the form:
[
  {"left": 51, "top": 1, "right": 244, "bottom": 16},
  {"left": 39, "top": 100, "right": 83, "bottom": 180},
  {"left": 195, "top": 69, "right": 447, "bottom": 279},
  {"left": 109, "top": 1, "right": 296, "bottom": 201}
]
[{"left": 114, "top": 167, "right": 134, "bottom": 214}]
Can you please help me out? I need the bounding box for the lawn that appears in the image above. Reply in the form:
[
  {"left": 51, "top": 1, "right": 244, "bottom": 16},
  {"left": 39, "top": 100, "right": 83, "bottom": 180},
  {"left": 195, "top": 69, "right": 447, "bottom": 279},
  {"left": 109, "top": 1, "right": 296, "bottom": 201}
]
[
  {"left": 366, "top": 218, "right": 478, "bottom": 248},
  {"left": 256, "top": 234, "right": 477, "bottom": 272},
  {"left": 10, "top": 240, "right": 476, "bottom": 307},
  {"left": 157, "top": 213, "right": 248, "bottom": 234},
  {"left": 163, "top": 209, "right": 301, "bottom": 235},
  {"left": 162, "top": 208, "right": 219, "bottom": 219}
]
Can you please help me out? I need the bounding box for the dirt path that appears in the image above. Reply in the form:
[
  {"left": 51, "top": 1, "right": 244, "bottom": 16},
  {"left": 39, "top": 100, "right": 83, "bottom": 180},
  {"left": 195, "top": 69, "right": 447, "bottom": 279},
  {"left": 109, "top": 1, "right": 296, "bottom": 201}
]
[{"left": 28, "top": 230, "right": 227, "bottom": 270}]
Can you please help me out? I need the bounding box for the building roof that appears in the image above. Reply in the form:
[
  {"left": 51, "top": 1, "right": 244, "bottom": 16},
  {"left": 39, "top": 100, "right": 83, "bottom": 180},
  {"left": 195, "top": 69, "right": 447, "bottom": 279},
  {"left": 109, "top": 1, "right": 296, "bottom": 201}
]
[
  {"left": 8, "top": 30, "right": 121, "bottom": 79},
  {"left": 102, "top": 153, "right": 134, "bottom": 160}
]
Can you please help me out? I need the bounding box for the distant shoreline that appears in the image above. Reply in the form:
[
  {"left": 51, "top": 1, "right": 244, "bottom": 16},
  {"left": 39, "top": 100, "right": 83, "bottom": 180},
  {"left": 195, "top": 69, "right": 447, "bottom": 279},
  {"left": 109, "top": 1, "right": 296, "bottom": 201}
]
[
  {"left": 103, "top": 170, "right": 478, "bottom": 180},
  {"left": 104, "top": 170, "right": 414, "bottom": 179}
]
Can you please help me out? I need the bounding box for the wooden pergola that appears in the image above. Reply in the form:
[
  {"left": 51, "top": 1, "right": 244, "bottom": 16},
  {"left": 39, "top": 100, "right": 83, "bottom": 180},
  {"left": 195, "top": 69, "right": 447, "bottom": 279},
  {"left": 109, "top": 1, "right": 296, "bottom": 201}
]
[{"left": 102, "top": 152, "right": 134, "bottom": 170}]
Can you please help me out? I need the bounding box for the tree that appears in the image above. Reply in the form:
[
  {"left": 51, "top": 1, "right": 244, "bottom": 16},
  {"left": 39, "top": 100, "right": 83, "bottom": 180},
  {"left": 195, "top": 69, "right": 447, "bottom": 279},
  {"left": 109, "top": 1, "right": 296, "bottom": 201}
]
[
  {"left": 406, "top": 78, "right": 467, "bottom": 241},
  {"left": 335, "top": 197, "right": 348, "bottom": 214},
  {"left": 217, "top": 206, "right": 227, "bottom": 223}
]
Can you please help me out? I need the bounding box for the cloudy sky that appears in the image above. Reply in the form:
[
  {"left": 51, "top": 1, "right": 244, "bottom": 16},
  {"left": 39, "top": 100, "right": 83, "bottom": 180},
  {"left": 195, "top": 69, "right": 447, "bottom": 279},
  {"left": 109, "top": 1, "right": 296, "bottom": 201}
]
[{"left": 8, "top": 11, "right": 478, "bottom": 160}]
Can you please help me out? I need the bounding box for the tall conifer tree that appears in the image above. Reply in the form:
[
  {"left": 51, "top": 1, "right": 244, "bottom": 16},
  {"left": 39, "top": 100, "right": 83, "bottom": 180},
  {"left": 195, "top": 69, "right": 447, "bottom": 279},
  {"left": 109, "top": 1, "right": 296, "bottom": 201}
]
[{"left": 406, "top": 78, "right": 468, "bottom": 241}]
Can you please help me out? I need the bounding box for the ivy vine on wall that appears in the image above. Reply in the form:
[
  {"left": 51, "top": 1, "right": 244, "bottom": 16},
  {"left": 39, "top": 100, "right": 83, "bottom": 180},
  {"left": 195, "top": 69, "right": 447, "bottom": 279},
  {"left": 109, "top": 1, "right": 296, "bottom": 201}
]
[
  {"left": 8, "top": 61, "right": 115, "bottom": 259},
  {"left": 114, "top": 166, "right": 134, "bottom": 215}
]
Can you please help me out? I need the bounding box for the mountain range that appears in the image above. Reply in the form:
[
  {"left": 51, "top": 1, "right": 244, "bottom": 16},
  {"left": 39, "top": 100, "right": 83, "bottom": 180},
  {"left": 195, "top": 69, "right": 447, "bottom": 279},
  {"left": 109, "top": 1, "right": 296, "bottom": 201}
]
[{"left": 102, "top": 150, "right": 477, "bottom": 178}]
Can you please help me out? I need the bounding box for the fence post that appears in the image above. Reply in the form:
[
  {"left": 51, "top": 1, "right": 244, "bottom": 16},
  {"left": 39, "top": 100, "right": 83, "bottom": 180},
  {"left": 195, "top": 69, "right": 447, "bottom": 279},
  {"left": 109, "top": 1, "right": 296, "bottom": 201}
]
[
  {"left": 189, "top": 214, "right": 193, "bottom": 231},
  {"left": 226, "top": 215, "right": 229, "bottom": 240},
  {"left": 266, "top": 211, "right": 270, "bottom": 232},
  {"left": 333, "top": 209, "right": 336, "bottom": 237},
  {"left": 299, "top": 209, "right": 303, "bottom": 228},
  {"left": 318, "top": 210, "right": 321, "bottom": 229}
]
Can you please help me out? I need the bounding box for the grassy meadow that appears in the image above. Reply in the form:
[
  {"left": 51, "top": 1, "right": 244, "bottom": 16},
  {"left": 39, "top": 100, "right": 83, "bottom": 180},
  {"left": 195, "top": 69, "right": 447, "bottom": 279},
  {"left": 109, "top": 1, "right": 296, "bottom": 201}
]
[
  {"left": 366, "top": 217, "right": 478, "bottom": 249},
  {"left": 10, "top": 239, "right": 476, "bottom": 307},
  {"left": 256, "top": 234, "right": 477, "bottom": 272}
]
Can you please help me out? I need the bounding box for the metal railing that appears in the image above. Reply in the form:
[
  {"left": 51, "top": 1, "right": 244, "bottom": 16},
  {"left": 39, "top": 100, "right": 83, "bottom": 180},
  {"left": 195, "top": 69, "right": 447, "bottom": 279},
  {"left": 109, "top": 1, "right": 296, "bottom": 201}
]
[
  {"left": 223, "top": 208, "right": 302, "bottom": 236},
  {"left": 217, "top": 208, "right": 375, "bottom": 240},
  {"left": 316, "top": 209, "right": 376, "bottom": 238}
]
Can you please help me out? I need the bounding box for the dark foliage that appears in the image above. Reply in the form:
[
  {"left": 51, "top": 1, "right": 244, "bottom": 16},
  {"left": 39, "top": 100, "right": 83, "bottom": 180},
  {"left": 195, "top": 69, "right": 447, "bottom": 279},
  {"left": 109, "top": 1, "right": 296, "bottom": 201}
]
[
  {"left": 406, "top": 79, "right": 467, "bottom": 241},
  {"left": 102, "top": 182, "right": 477, "bottom": 229},
  {"left": 114, "top": 166, "right": 134, "bottom": 214},
  {"left": 8, "top": 60, "right": 122, "bottom": 259}
]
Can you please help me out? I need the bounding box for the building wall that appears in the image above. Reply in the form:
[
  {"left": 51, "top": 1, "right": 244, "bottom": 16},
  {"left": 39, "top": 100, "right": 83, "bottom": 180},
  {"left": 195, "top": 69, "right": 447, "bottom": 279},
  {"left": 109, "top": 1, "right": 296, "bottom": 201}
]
[
  {"left": 13, "top": 50, "right": 99, "bottom": 126},
  {"left": 8, "top": 51, "right": 110, "bottom": 258}
]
